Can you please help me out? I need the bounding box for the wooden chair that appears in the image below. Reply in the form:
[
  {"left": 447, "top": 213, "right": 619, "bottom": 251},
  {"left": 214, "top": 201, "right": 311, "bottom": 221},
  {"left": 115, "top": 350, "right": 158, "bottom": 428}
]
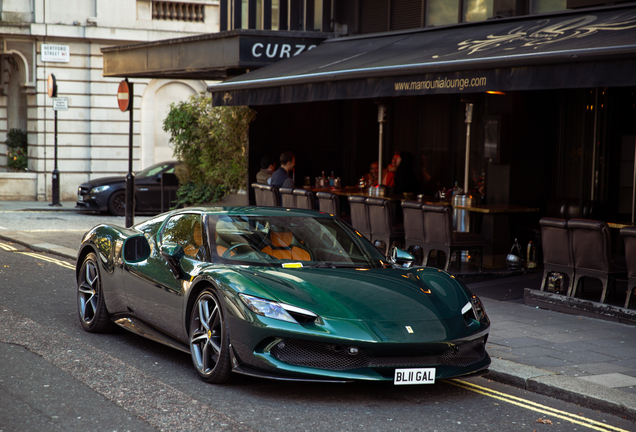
[{"left": 422, "top": 204, "right": 483, "bottom": 272}]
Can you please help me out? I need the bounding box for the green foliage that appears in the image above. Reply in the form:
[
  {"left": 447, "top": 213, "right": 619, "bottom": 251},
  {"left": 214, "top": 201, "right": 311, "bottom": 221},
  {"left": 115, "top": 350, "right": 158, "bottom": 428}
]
[
  {"left": 162, "top": 93, "right": 256, "bottom": 205},
  {"left": 6, "top": 128, "right": 27, "bottom": 171},
  {"left": 175, "top": 183, "right": 229, "bottom": 208}
]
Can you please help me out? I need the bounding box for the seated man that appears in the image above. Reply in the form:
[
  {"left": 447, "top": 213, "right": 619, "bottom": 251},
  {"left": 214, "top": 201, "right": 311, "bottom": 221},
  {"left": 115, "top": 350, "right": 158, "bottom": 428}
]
[
  {"left": 261, "top": 227, "right": 311, "bottom": 261},
  {"left": 184, "top": 221, "right": 203, "bottom": 259}
]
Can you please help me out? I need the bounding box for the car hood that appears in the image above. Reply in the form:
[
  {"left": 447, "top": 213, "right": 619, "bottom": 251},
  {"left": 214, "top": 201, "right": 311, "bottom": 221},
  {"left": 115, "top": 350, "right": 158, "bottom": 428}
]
[
  {"left": 81, "top": 176, "right": 125, "bottom": 187},
  {"left": 239, "top": 267, "right": 471, "bottom": 323}
]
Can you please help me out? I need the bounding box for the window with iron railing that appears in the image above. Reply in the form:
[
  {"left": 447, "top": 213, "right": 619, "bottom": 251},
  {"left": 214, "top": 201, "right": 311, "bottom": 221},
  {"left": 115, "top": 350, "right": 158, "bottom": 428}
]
[{"left": 152, "top": 1, "right": 206, "bottom": 22}]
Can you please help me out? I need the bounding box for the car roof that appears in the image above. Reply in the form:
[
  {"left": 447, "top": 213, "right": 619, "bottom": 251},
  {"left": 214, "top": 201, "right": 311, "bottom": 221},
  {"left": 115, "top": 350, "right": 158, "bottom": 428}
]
[{"left": 179, "top": 206, "right": 335, "bottom": 218}]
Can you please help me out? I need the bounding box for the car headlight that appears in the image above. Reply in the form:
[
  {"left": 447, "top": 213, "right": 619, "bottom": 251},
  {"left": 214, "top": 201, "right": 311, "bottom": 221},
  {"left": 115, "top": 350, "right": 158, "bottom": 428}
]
[
  {"left": 238, "top": 293, "right": 318, "bottom": 324},
  {"left": 461, "top": 295, "right": 488, "bottom": 325},
  {"left": 239, "top": 294, "right": 297, "bottom": 323},
  {"left": 90, "top": 185, "right": 110, "bottom": 194}
]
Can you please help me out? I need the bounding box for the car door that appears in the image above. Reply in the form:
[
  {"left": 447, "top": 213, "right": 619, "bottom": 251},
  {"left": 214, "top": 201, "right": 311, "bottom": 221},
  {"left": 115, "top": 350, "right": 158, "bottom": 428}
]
[
  {"left": 136, "top": 163, "right": 176, "bottom": 212},
  {"left": 123, "top": 212, "right": 206, "bottom": 341}
]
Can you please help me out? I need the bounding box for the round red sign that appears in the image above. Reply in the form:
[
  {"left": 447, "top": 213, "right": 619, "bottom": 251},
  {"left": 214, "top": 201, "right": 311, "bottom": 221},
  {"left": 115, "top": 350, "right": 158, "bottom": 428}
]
[
  {"left": 47, "top": 74, "right": 57, "bottom": 98},
  {"left": 117, "top": 80, "right": 130, "bottom": 112}
]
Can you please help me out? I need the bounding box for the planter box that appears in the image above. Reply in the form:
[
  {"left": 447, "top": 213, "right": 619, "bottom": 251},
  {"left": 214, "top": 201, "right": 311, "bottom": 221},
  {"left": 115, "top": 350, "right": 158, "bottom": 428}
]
[{"left": 0, "top": 173, "right": 37, "bottom": 200}]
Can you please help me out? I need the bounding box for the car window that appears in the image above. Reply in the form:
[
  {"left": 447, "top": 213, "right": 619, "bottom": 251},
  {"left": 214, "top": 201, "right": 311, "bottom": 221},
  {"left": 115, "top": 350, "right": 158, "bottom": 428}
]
[
  {"left": 134, "top": 214, "right": 169, "bottom": 236},
  {"left": 209, "top": 214, "right": 385, "bottom": 267},
  {"left": 137, "top": 162, "right": 172, "bottom": 179},
  {"left": 161, "top": 213, "right": 207, "bottom": 261}
]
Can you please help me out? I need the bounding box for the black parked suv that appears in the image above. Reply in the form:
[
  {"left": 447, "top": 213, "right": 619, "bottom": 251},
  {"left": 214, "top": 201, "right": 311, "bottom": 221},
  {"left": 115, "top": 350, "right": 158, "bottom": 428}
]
[{"left": 76, "top": 161, "right": 181, "bottom": 216}]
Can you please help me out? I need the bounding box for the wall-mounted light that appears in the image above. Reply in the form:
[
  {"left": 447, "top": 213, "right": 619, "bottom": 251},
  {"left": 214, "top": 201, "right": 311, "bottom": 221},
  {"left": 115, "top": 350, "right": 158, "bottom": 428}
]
[{"left": 486, "top": 91, "right": 506, "bottom": 95}]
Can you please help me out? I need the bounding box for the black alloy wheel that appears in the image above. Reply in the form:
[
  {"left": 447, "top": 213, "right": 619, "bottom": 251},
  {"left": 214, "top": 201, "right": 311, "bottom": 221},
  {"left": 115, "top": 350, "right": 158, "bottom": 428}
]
[
  {"left": 189, "top": 289, "right": 236, "bottom": 383},
  {"left": 108, "top": 190, "right": 126, "bottom": 216},
  {"left": 77, "top": 252, "right": 113, "bottom": 333}
]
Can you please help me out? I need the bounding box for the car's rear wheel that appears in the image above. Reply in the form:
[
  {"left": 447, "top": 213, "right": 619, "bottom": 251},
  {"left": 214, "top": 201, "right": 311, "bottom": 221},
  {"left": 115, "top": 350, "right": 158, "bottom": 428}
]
[
  {"left": 77, "top": 252, "right": 113, "bottom": 332},
  {"left": 189, "top": 289, "right": 235, "bottom": 383},
  {"left": 108, "top": 190, "right": 126, "bottom": 216}
]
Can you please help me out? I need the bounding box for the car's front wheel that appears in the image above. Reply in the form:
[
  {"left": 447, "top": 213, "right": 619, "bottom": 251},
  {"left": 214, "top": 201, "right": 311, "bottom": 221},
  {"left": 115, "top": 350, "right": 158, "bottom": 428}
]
[
  {"left": 108, "top": 190, "right": 126, "bottom": 216},
  {"left": 189, "top": 289, "right": 235, "bottom": 383},
  {"left": 77, "top": 252, "right": 113, "bottom": 332}
]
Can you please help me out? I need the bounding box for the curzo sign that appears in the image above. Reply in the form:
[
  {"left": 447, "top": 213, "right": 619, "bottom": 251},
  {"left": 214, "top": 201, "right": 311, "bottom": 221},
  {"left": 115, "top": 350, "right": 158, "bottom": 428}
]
[
  {"left": 251, "top": 42, "right": 317, "bottom": 59},
  {"left": 240, "top": 36, "right": 325, "bottom": 65}
]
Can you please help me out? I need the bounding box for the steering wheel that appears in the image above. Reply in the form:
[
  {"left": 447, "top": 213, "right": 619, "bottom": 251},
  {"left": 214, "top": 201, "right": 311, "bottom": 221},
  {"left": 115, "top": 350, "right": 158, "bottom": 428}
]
[{"left": 222, "top": 242, "right": 253, "bottom": 258}]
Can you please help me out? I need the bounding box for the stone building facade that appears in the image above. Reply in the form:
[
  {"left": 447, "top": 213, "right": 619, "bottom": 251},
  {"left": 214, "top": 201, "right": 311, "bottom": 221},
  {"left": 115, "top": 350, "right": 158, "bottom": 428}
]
[{"left": 0, "top": 0, "right": 219, "bottom": 200}]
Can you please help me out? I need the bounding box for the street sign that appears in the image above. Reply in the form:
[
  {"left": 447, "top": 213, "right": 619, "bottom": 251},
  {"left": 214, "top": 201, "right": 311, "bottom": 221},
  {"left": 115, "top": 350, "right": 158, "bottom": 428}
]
[
  {"left": 42, "top": 44, "right": 70, "bottom": 63},
  {"left": 117, "top": 80, "right": 131, "bottom": 112},
  {"left": 53, "top": 97, "right": 68, "bottom": 111},
  {"left": 47, "top": 74, "right": 57, "bottom": 98}
]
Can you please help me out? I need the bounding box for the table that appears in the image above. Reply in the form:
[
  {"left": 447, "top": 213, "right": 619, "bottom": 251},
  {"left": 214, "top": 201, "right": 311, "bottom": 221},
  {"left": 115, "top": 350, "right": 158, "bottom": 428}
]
[
  {"left": 310, "top": 187, "right": 451, "bottom": 205},
  {"left": 454, "top": 204, "right": 540, "bottom": 267},
  {"left": 608, "top": 222, "right": 636, "bottom": 229}
]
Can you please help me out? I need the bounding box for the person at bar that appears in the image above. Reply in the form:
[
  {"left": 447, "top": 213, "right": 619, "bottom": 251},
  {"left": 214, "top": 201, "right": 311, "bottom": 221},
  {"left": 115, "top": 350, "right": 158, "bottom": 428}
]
[
  {"left": 393, "top": 151, "right": 417, "bottom": 195},
  {"left": 270, "top": 151, "right": 296, "bottom": 189},
  {"left": 382, "top": 152, "right": 400, "bottom": 187},
  {"left": 363, "top": 161, "right": 379, "bottom": 187},
  {"left": 256, "top": 155, "right": 275, "bottom": 184}
]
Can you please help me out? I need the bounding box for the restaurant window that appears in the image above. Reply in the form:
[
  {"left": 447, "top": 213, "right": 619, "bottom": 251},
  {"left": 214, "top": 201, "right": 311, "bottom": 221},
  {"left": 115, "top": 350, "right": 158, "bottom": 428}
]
[
  {"left": 530, "top": 0, "right": 567, "bottom": 14},
  {"left": 463, "top": 0, "right": 493, "bottom": 23},
  {"left": 426, "top": 0, "right": 459, "bottom": 27},
  {"left": 223, "top": 0, "right": 329, "bottom": 31}
]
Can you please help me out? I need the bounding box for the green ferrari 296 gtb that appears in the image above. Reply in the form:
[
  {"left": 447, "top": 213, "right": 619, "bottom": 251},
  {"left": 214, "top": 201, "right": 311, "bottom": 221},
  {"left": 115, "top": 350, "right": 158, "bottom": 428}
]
[{"left": 76, "top": 206, "right": 490, "bottom": 384}]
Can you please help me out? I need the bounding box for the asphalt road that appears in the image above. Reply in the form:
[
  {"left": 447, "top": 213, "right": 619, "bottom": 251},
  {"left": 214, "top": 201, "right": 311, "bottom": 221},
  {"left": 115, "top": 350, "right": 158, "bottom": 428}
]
[{"left": 1, "top": 243, "right": 635, "bottom": 432}]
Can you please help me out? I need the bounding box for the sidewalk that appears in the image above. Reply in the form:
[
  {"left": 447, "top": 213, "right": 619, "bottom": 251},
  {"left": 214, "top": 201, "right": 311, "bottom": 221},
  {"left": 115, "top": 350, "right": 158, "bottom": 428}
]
[{"left": 1, "top": 200, "right": 635, "bottom": 420}]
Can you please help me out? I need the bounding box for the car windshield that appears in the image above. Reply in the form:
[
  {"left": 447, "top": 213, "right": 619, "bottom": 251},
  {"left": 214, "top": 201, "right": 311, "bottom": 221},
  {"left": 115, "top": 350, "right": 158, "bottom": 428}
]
[
  {"left": 136, "top": 162, "right": 174, "bottom": 179},
  {"left": 209, "top": 214, "right": 387, "bottom": 268}
]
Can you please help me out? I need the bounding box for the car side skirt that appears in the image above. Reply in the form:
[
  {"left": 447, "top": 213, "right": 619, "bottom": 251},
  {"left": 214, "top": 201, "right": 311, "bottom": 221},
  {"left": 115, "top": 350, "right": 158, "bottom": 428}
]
[{"left": 113, "top": 315, "right": 190, "bottom": 354}]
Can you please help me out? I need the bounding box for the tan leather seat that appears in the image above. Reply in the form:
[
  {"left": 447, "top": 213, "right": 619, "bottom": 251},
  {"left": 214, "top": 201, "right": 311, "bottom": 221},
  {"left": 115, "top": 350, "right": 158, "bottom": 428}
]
[{"left": 261, "top": 230, "right": 311, "bottom": 261}]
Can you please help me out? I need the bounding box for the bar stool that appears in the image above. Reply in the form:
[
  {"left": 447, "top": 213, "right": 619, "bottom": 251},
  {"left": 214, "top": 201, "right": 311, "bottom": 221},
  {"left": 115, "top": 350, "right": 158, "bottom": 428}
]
[
  {"left": 539, "top": 217, "right": 574, "bottom": 293},
  {"left": 366, "top": 197, "right": 404, "bottom": 254},
  {"left": 280, "top": 187, "right": 295, "bottom": 208},
  {"left": 401, "top": 200, "right": 426, "bottom": 264},
  {"left": 293, "top": 189, "right": 316, "bottom": 210},
  {"left": 259, "top": 184, "right": 280, "bottom": 207},
  {"left": 348, "top": 196, "right": 371, "bottom": 240},
  {"left": 317, "top": 191, "right": 340, "bottom": 216},
  {"left": 568, "top": 219, "right": 626, "bottom": 303},
  {"left": 422, "top": 204, "right": 483, "bottom": 272}
]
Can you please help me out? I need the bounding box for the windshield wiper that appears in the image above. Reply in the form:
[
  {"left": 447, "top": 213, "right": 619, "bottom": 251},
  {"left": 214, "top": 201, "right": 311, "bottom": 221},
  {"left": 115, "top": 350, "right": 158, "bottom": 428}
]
[
  {"left": 309, "top": 262, "right": 336, "bottom": 268},
  {"left": 308, "top": 262, "right": 362, "bottom": 268}
]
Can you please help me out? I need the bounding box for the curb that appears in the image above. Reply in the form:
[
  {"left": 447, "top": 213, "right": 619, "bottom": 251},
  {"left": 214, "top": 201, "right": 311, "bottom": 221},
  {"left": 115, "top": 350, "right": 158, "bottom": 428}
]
[
  {"left": 488, "top": 358, "right": 636, "bottom": 422},
  {"left": 0, "top": 232, "right": 78, "bottom": 260}
]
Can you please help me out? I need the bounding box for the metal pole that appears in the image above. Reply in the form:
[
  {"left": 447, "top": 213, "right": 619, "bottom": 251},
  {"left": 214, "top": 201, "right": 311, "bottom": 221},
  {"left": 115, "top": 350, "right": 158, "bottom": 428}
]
[
  {"left": 377, "top": 104, "right": 386, "bottom": 186},
  {"left": 125, "top": 81, "right": 135, "bottom": 228},
  {"left": 464, "top": 103, "right": 474, "bottom": 193},
  {"left": 51, "top": 109, "right": 61, "bottom": 206},
  {"left": 632, "top": 135, "right": 636, "bottom": 224}
]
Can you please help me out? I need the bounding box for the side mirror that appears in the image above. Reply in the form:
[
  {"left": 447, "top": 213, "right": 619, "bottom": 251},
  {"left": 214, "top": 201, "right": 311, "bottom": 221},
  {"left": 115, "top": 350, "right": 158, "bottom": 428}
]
[
  {"left": 388, "top": 246, "right": 415, "bottom": 268},
  {"left": 123, "top": 235, "right": 151, "bottom": 263},
  {"left": 160, "top": 242, "right": 185, "bottom": 278}
]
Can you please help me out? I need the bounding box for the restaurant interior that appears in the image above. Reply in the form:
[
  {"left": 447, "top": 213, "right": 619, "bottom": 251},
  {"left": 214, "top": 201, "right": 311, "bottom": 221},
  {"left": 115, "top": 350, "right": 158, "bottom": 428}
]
[{"left": 246, "top": 85, "right": 636, "bottom": 311}]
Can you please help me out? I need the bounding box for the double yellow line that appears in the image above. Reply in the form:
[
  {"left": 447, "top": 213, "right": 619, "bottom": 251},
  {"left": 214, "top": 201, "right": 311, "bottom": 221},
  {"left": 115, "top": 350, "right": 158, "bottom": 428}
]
[
  {"left": 0, "top": 241, "right": 75, "bottom": 270},
  {"left": 451, "top": 379, "right": 630, "bottom": 432}
]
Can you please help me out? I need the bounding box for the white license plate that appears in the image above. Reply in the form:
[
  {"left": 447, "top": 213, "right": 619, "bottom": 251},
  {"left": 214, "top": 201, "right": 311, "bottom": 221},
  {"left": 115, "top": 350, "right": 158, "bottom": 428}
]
[{"left": 394, "top": 368, "right": 436, "bottom": 385}]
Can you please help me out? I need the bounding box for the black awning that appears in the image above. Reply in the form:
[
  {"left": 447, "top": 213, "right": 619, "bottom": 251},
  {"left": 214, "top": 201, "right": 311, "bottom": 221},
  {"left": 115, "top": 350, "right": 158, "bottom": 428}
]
[
  {"left": 209, "top": 5, "right": 636, "bottom": 106},
  {"left": 101, "top": 30, "right": 328, "bottom": 80}
]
